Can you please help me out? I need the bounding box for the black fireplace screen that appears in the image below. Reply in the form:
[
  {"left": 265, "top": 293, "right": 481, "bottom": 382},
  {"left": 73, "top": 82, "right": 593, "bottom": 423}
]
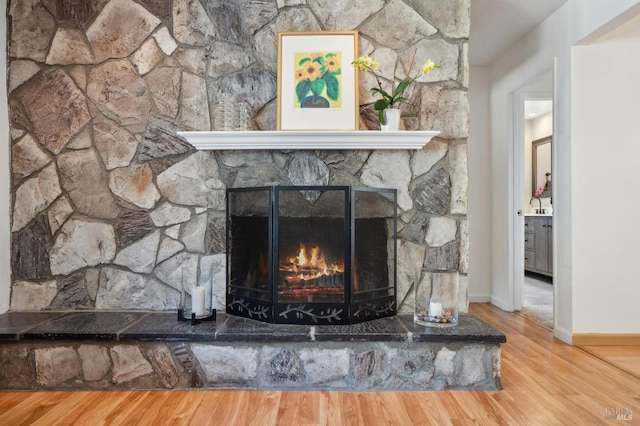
[{"left": 226, "top": 186, "right": 397, "bottom": 324}]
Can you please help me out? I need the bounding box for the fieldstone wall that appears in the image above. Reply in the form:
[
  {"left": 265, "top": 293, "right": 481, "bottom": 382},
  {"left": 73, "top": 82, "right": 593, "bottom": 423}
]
[
  {"left": 7, "top": 0, "right": 470, "bottom": 315},
  {"left": 1, "top": 340, "right": 500, "bottom": 391}
]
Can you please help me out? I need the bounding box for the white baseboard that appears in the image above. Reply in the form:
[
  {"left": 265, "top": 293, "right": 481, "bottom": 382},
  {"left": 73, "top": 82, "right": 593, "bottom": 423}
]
[
  {"left": 469, "top": 293, "right": 491, "bottom": 303},
  {"left": 490, "top": 295, "right": 513, "bottom": 312},
  {"left": 554, "top": 326, "right": 572, "bottom": 345}
]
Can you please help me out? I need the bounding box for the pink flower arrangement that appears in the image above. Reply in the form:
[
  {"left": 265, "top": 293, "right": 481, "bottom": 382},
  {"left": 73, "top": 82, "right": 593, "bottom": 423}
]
[{"left": 534, "top": 186, "right": 544, "bottom": 198}]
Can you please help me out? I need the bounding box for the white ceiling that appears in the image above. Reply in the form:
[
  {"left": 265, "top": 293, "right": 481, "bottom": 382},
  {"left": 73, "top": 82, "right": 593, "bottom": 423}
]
[
  {"left": 524, "top": 100, "right": 553, "bottom": 120},
  {"left": 469, "top": 0, "right": 569, "bottom": 66},
  {"left": 522, "top": 71, "right": 553, "bottom": 119}
]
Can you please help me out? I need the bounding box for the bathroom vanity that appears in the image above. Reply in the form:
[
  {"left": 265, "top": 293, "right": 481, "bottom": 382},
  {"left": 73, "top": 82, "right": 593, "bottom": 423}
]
[{"left": 524, "top": 215, "right": 553, "bottom": 277}]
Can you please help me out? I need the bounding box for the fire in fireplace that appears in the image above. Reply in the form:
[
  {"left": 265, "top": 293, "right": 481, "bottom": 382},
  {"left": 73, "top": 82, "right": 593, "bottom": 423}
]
[
  {"left": 226, "top": 186, "right": 397, "bottom": 325},
  {"left": 279, "top": 243, "right": 345, "bottom": 303}
]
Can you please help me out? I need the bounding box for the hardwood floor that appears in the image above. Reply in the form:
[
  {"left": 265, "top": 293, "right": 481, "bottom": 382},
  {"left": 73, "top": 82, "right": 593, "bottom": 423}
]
[
  {"left": 580, "top": 345, "right": 640, "bottom": 380},
  {"left": 0, "top": 303, "right": 638, "bottom": 425}
]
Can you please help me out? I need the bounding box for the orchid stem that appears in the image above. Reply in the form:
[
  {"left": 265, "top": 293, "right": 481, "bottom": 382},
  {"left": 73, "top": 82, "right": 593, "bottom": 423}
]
[{"left": 407, "top": 49, "right": 417, "bottom": 80}]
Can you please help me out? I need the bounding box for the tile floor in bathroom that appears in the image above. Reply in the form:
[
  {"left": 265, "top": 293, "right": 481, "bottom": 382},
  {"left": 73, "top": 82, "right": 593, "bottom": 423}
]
[{"left": 521, "top": 272, "right": 553, "bottom": 327}]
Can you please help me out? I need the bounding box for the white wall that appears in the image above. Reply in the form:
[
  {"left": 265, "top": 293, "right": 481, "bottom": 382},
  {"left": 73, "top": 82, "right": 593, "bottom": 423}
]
[
  {"left": 484, "top": 0, "right": 640, "bottom": 342},
  {"left": 571, "top": 13, "right": 640, "bottom": 333},
  {"left": 1, "top": 0, "right": 10, "bottom": 313},
  {"left": 467, "top": 66, "right": 492, "bottom": 302}
]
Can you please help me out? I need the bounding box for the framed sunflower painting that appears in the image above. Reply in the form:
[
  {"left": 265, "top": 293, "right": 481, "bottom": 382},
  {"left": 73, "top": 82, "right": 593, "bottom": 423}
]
[{"left": 277, "top": 31, "right": 359, "bottom": 130}]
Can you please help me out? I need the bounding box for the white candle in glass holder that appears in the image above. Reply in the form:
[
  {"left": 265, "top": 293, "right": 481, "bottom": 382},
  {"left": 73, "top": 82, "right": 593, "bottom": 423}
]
[
  {"left": 429, "top": 301, "right": 443, "bottom": 318},
  {"left": 192, "top": 286, "right": 206, "bottom": 316}
]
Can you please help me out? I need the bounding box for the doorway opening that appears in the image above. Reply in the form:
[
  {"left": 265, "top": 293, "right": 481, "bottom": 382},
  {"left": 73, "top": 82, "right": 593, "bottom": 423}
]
[{"left": 512, "top": 70, "right": 555, "bottom": 328}]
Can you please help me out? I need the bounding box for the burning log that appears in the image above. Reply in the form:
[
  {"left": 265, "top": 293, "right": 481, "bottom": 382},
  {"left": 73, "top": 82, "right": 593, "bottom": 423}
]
[{"left": 281, "top": 272, "right": 344, "bottom": 290}]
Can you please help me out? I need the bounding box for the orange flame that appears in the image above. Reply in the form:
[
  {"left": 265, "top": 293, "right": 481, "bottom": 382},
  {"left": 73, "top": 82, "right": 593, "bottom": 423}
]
[{"left": 280, "top": 244, "right": 344, "bottom": 282}]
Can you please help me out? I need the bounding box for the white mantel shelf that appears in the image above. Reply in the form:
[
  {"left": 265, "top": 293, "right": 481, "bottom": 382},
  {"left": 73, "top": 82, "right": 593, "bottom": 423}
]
[{"left": 177, "top": 130, "right": 440, "bottom": 150}]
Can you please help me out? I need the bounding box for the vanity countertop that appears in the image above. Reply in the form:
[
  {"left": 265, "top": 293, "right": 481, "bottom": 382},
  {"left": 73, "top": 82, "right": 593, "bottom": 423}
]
[{"left": 524, "top": 213, "right": 552, "bottom": 217}]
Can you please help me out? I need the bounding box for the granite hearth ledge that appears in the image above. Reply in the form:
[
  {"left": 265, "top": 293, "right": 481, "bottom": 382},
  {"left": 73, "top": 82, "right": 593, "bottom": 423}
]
[
  {"left": 0, "top": 313, "right": 505, "bottom": 391},
  {"left": 0, "top": 312, "right": 505, "bottom": 344},
  {"left": 177, "top": 130, "right": 440, "bottom": 150}
]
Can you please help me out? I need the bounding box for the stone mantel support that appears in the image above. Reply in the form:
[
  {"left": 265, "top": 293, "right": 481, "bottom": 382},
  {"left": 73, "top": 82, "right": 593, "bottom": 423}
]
[{"left": 177, "top": 130, "right": 440, "bottom": 150}]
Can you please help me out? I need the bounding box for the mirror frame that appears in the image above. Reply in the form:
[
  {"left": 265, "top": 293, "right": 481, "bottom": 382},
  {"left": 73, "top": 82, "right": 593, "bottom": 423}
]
[{"left": 532, "top": 135, "right": 552, "bottom": 198}]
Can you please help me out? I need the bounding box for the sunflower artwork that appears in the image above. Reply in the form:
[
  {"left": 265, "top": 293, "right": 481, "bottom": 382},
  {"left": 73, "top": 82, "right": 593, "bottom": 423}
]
[{"left": 294, "top": 52, "right": 342, "bottom": 109}]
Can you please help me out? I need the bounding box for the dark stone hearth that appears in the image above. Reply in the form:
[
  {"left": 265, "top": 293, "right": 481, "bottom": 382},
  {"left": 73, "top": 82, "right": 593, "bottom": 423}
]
[
  {"left": 119, "top": 313, "right": 217, "bottom": 341},
  {"left": 0, "top": 312, "right": 63, "bottom": 340},
  {"left": 48, "top": 272, "right": 94, "bottom": 309},
  {"left": 21, "top": 312, "right": 147, "bottom": 340},
  {"left": 215, "top": 316, "right": 312, "bottom": 342},
  {"left": 397, "top": 316, "right": 505, "bottom": 343},
  {"left": 0, "top": 312, "right": 504, "bottom": 391},
  {"left": 11, "top": 215, "right": 52, "bottom": 281},
  {"left": 0, "top": 312, "right": 506, "bottom": 344},
  {"left": 313, "top": 316, "right": 409, "bottom": 342},
  {"left": 114, "top": 210, "right": 155, "bottom": 248},
  {"left": 410, "top": 167, "right": 450, "bottom": 215}
]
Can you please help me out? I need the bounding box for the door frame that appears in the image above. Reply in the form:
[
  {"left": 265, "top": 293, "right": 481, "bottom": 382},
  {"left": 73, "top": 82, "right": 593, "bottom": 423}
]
[{"left": 510, "top": 69, "right": 554, "bottom": 312}]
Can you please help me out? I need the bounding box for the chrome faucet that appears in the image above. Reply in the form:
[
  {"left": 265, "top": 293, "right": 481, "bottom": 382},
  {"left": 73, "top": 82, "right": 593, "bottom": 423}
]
[{"left": 530, "top": 197, "right": 543, "bottom": 214}]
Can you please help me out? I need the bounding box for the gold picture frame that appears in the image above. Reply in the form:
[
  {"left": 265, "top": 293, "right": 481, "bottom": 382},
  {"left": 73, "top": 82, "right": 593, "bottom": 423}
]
[{"left": 277, "top": 31, "right": 359, "bottom": 130}]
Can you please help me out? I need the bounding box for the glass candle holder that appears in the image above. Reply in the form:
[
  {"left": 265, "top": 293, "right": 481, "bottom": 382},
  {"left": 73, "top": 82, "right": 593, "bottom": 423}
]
[
  {"left": 414, "top": 268, "right": 459, "bottom": 327},
  {"left": 178, "top": 267, "right": 216, "bottom": 324}
]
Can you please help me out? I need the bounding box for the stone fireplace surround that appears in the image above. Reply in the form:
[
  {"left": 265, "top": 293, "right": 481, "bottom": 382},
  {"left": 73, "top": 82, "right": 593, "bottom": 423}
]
[
  {"left": 8, "top": 0, "right": 471, "bottom": 317},
  {"left": 3, "top": 0, "right": 483, "bottom": 391},
  {"left": 0, "top": 133, "right": 505, "bottom": 392}
]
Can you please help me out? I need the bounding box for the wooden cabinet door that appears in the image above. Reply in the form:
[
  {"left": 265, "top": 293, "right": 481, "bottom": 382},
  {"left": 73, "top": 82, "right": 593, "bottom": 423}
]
[
  {"left": 546, "top": 217, "right": 552, "bottom": 273},
  {"left": 534, "top": 217, "right": 550, "bottom": 273},
  {"left": 524, "top": 250, "right": 536, "bottom": 270},
  {"left": 524, "top": 216, "right": 552, "bottom": 276}
]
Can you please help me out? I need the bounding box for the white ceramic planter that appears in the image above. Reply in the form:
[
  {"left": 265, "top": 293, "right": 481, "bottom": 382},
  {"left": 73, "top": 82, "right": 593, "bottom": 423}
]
[{"left": 380, "top": 108, "right": 401, "bottom": 131}]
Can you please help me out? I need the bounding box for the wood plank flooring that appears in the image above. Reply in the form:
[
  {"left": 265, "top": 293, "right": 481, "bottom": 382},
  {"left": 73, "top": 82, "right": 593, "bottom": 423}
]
[
  {"left": 580, "top": 345, "right": 640, "bottom": 379},
  {"left": 0, "top": 303, "right": 638, "bottom": 425}
]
